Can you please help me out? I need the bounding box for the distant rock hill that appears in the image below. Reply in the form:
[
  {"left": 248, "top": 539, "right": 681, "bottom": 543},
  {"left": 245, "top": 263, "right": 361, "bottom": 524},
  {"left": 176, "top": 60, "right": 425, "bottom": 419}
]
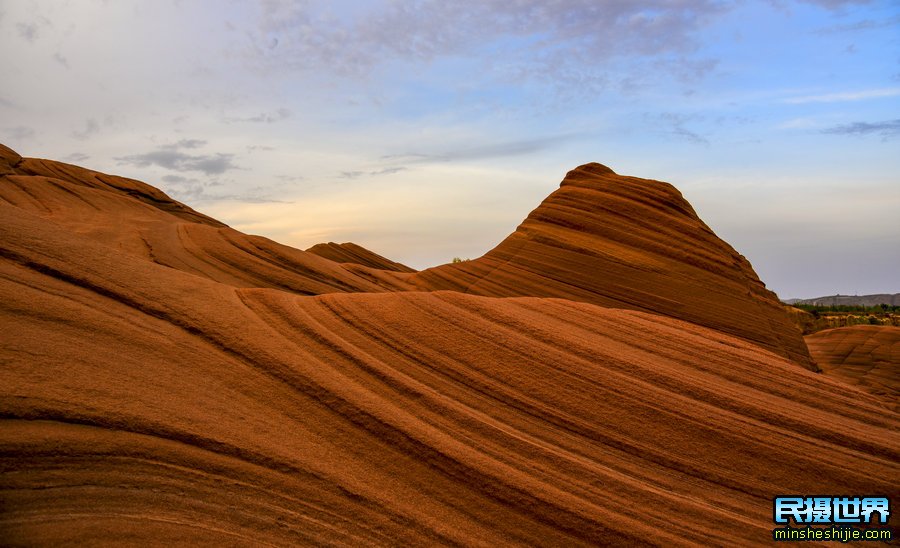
[
  {"left": 785, "top": 294, "right": 900, "bottom": 307},
  {"left": 307, "top": 241, "right": 415, "bottom": 272}
]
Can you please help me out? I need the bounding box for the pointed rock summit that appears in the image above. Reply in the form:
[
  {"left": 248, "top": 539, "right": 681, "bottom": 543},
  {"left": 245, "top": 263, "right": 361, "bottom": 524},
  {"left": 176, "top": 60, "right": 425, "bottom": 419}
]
[{"left": 412, "top": 162, "right": 815, "bottom": 369}]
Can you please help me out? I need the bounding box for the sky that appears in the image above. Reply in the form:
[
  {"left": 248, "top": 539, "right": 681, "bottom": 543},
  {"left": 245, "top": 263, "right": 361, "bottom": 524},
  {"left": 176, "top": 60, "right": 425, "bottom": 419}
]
[{"left": 1, "top": 0, "right": 898, "bottom": 299}]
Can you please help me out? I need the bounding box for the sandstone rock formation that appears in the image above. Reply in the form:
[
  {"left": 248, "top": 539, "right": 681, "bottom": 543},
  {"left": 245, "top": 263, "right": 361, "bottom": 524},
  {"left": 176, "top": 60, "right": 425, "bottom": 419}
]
[
  {"left": 307, "top": 241, "right": 415, "bottom": 272},
  {"left": 412, "top": 163, "right": 814, "bottom": 369},
  {"left": 2, "top": 144, "right": 895, "bottom": 545}
]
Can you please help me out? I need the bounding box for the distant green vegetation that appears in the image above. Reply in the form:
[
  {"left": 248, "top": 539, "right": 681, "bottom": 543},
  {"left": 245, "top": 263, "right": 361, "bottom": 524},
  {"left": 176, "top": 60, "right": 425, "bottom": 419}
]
[
  {"left": 788, "top": 303, "right": 899, "bottom": 334},
  {"left": 451, "top": 257, "right": 470, "bottom": 263},
  {"left": 792, "top": 303, "right": 898, "bottom": 315}
]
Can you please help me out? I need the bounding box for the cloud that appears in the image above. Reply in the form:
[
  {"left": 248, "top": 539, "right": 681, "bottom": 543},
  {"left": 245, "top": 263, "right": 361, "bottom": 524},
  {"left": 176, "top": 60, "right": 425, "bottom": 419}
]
[
  {"left": 249, "top": 0, "right": 726, "bottom": 91},
  {"left": 16, "top": 22, "right": 38, "bottom": 42},
  {"left": 53, "top": 52, "right": 69, "bottom": 69},
  {"left": 797, "top": 0, "right": 874, "bottom": 9},
  {"left": 815, "top": 15, "right": 900, "bottom": 34},
  {"left": 822, "top": 119, "right": 900, "bottom": 138},
  {"left": 71, "top": 118, "right": 100, "bottom": 140},
  {"left": 649, "top": 113, "right": 710, "bottom": 146},
  {"left": 225, "top": 108, "right": 291, "bottom": 123},
  {"left": 156, "top": 173, "right": 286, "bottom": 204},
  {"left": 373, "top": 166, "right": 406, "bottom": 176},
  {"left": 275, "top": 174, "right": 305, "bottom": 182},
  {"left": 64, "top": 152, "right": 90, "bottom": 163},
  {"left": 3, "top": 125, "right": 35, "bottom": 141},
  {"left": 167, "top": 139, "right": 206, "bottom": 149},
  {"left": 338, "top": 166, "right": 407, "bottom": 179},
  {"left": 385, "top": 134, "right": 583, "bottom": 164},
  {"left": 116, "top": 140, "right": 238, "bottom": 175},
  {"left": 783, "top": 88, "right": 900, "bottom": 103}
]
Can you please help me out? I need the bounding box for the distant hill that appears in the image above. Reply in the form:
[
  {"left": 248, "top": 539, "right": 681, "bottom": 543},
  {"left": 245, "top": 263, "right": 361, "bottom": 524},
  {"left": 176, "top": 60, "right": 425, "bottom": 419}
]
[{"left": 784, "top": 294, "right": 900, "bottom": 307}]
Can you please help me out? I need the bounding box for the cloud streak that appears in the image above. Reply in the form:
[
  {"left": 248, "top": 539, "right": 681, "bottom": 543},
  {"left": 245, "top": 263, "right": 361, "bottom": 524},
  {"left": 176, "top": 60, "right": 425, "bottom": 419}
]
[
  {"left": 249, "top": 0, "right": 726, "bottom": 91},
  {"left": 649, "top": 113, "right": 710, "bottom": 146},
  {"left": 339, "top": 167, "right": 407, "bottom": 179},
  {"left": 3, "top": 125, "right": 35, "bottom": 141},
  {"left": 225, "top": 108, "right": 291, "bottom": 124},
  {"left": 783, "top": 88, "right": 900, "bottom": 104},
  {"left": 815, "top": 14, "right": 900, "bottom": 34},
  {"left": 116, "top": 140, "right": 239, "bottom": 175},
  {"left": 822, "top": 119, "right": 900, "bottom": 138},
  {"left": 385, "top": 133, "right": 585, "bottom": 164}
]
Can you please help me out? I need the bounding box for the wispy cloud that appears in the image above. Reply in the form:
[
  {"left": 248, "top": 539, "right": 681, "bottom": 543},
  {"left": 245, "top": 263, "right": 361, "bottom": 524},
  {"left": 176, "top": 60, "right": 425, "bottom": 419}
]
[
  {"left": 338, "top": 166, "right": 407, "bottom": 179},
  {"left": 116, "top": 140, "right": 239, "bottom": 175},
  {"left": 3, "top": 125, "right": 35, "bottom": 141},
  {"left": 822, "top": 119, "right": 900, "bottom": 138},
  {"left": 53, "top": 52, "right": 69, "bottom": 69},
  {"left": 64, "top": 152, "right": 90, "bottom": 163},
  {"left": 225, "top": 108, "right": 291, "bottom": 124},
  {"left": 783, "top": 88, "right": 900, "bottom": 104},
  {"left": 157, "top": 172, "right": 288, "bottom": 204},
  {"left": 649, "top": 113, "right": 710, "bottom": 146},
  {"left": 815, "top": 15, "right": 900, "bottom": 34},
  {"left": 71, "top": 118, "right": 100, "bottom": 140},
  {"left": 16, "top": 22, "right": 38, "bottom": 42},
  {"left": 797, "top": 0, "right": 876, "bottom": 9},
  {"left": 249, "top": 0, "right": 727, "bottom": 93},
  {"left": 385, "top": 133, "right": 584, "bottom": 164}
]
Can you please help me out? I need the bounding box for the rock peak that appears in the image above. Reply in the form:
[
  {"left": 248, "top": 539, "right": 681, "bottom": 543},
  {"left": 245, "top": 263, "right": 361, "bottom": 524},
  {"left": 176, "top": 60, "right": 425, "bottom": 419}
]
[{"left": 569, "top": 162, "right": 616, "bottom": 176}]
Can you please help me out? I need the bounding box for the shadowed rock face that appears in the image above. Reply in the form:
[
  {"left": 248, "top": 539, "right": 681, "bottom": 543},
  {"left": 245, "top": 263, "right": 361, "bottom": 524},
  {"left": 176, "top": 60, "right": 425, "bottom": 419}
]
[
  {"left": 807, "top": 326, "right": 900, "bottom": 411},
  {"left": 3, "top": 144, "right": 896, "bottom": 545},
  {"left": 412, "top": 163, "right": 815, "bottom": 370}
]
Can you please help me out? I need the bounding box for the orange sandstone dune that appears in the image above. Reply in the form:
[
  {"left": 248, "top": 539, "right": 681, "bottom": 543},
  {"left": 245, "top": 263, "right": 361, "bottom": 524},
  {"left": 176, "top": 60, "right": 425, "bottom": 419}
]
[
  {"left": 1, "top": 144, "right": 898, "bottom": 545},
  {"left": 807, "top": 326, "right": 900, "bottom": 411},
  {"left": 411, "top": 163, "right": 815, "bottom": 370}
]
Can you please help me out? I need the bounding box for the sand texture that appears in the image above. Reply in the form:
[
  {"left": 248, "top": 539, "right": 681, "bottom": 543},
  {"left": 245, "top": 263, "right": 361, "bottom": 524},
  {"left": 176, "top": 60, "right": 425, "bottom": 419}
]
[{"left": 807, "top": 325, "right": 900, "bottom": 411}]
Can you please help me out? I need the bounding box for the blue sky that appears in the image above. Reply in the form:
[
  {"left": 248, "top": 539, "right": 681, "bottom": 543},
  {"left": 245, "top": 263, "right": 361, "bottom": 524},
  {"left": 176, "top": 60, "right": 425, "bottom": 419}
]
[{"left": 1, "top": 0, "right": 898, "bottom": 298}]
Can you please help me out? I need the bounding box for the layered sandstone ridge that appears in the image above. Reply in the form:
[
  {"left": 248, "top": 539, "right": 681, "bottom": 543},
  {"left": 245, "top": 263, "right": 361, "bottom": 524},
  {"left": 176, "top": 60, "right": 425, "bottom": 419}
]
[
  {"left": 3, "top": 144, "right": 892, "bottom": 545},
  {"left": 0, "top": 144, "right": 412, "bottom": 295},
  {"left": 2, "top": 202, "right": 897, "bottom": 544},
  {"left": 412, "top": 163, "right": 814, "bottom": 369}
]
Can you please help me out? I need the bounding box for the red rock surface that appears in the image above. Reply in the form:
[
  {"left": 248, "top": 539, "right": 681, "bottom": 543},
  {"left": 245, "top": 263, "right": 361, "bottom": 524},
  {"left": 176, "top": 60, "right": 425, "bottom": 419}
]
[
  {"left": 307, "top": 241, "right": 416, "bottom": 272},
  {"left": 0, "top": 145, "right": 412, "bottom": 294},
  {"left": 807, "top": 325, "right": 900, "bottom": 411},
  {"left": 1, "top": 145, "right": 897, "bottom": 545},
  {"left": 411, "top": 163, "right": 814, "bottom": 370}
]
